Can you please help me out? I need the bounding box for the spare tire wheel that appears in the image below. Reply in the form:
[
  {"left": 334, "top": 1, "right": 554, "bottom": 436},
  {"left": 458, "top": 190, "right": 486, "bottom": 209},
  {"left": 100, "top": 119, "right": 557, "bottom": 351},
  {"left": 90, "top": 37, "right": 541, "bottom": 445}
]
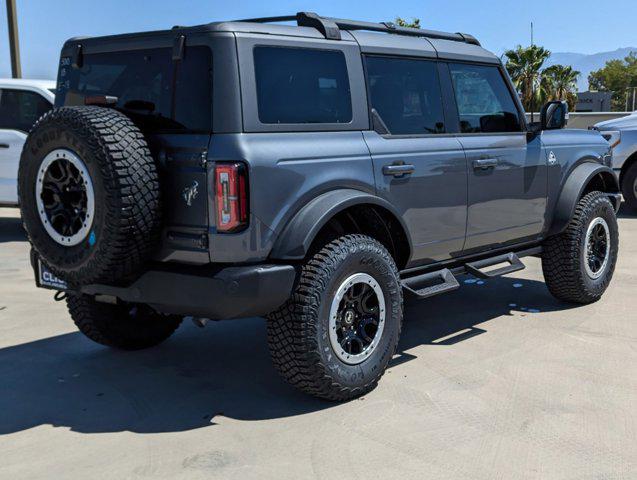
[{"left": 18, "top": 106, "right": 161, "bottom": 285}]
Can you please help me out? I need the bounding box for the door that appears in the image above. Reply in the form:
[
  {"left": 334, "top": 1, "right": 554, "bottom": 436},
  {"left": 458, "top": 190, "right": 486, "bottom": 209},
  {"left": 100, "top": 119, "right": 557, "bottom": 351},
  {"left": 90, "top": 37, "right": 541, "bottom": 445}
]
[
  {"left": 0, "top": 89, "right": 52, "bottom": 204},
  {"left": 448, "top": 63, "right": 547, "bottom": 252},
  {"left": 363, "top": 56, "right": 468, "bottom": 266}
]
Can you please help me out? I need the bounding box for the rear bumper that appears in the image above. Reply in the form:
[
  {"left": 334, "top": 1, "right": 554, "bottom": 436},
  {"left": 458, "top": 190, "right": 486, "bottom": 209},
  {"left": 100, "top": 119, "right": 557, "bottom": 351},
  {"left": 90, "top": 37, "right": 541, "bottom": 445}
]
[
  {"left": 82, "top": 264, "right": 296, "bottom": 319},
  {"left": 33, "top": 253, "right": 297, "bottom": 319}
]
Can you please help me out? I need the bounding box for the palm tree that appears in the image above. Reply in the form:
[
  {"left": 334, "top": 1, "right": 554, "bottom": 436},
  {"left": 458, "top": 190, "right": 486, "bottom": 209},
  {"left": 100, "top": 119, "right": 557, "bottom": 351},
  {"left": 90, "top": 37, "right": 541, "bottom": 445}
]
[
  {"left": 541, "top": 65, "right": 580, "bottom": 110},
  {"left": 504, "top": 45, "right": 551, "bottom": 111},
  {"left": 395, "top": 17, "right": 421, "bottom": 29}
]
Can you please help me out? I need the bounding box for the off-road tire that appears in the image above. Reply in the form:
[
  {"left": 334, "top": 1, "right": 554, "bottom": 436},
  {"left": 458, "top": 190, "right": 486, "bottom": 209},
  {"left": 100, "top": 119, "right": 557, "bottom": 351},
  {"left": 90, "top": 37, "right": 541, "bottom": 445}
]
[
  {"left": 18, "top": 106, "right": 161, "bottom": 285},
  {"left": 542, "top": 191, "right": 618, "bottom": 304},
  {"left": 67, "top": 294, "right": 182, "bottom": 350},
  {"left": 267, "top": 234, "right": 403, "bottom": 401},
  {"left": 621, "top": 161, "right": 637, "bottom": 211}
]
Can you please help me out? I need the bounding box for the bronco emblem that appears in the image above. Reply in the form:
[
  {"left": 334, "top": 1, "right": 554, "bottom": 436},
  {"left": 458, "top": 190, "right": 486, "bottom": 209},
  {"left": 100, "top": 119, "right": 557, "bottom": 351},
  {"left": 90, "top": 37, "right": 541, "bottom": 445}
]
[{"left": 182, "top": 180, "right": 199, "bottom": 207}]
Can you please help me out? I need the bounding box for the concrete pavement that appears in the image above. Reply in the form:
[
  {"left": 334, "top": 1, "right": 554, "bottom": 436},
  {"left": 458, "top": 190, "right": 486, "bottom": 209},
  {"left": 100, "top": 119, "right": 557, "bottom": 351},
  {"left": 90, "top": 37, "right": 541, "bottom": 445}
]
[{"left": 0, "top": 206, "right": 635, "bottom": 479}]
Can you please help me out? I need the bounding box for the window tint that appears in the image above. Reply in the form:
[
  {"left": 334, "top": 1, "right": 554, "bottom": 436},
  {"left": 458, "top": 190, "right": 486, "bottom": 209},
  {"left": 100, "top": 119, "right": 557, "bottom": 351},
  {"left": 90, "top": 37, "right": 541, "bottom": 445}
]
[
  {"left": 58, "top": 46, "right": 212, "bottom": 132},
  {"left": 0, "top": 89, "right": 51, "bottom": 132},
  {"left": 254, "top": 46, "right": 352, "bottom": 124},
  {"left": 365, "top": 56, "right": 446, "bottom": 135},
  {"left": 449, "top": 64, "right": 521, "bottom": 133}
]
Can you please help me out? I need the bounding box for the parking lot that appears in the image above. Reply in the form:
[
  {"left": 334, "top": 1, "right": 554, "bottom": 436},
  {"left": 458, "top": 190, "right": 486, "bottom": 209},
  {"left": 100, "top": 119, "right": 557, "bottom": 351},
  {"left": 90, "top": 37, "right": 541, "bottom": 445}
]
[{"left": 0, "top": 205, "right": 635, "bottom": 479}]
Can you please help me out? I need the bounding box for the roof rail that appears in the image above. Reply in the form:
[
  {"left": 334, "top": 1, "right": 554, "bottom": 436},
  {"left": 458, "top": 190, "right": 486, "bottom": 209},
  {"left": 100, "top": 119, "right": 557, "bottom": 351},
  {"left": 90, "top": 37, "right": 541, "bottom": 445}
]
[{"left": 236, "top": 12, "right": 480, "bottom": 46}]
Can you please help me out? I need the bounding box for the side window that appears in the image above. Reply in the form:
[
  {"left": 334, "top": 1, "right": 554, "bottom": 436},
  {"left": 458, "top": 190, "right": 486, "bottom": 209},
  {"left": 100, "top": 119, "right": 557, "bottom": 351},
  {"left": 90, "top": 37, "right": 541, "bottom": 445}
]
[
  {"left": 449, "top": 63, "right": 522, "bottom": 133},
  {"left": 254, "top": 46, "right": 352, "bottom": 124},
  {"left": 365, "top": 56, "right": 446, "bottom": 135},
  {"left": 0, "top": 89, "right": 52, "bottom": 133}
]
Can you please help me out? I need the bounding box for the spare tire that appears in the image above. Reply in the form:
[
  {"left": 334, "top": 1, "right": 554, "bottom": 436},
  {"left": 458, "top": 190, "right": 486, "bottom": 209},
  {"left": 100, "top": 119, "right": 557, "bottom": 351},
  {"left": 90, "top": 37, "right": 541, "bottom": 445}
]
[{"left": 18, "top": 106, "right": 161, "bottom": 285}]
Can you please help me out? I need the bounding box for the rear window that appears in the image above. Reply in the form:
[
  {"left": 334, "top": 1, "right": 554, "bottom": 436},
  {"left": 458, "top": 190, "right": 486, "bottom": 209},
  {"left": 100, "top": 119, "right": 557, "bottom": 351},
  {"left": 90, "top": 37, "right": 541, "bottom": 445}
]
[
  {"left": 57, "top": 46, "right": 212, "bottom": 133},
  {"left": 254, "top": 46, "right": 352, "bottom": 124}
]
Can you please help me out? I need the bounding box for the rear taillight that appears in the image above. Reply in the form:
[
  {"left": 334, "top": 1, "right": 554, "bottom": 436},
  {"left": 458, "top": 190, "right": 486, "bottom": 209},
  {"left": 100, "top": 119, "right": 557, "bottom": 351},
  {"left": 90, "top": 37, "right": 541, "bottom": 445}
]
[{"left": 214, "top": 162, "right": 248, "bottom": 233}]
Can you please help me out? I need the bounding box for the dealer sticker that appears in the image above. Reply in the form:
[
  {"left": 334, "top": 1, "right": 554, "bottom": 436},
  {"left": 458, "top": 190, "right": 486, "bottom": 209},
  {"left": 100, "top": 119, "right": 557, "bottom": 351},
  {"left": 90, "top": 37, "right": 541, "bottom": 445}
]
[{"left": 38, "top": 261, "right": 68, "bottom": 290}]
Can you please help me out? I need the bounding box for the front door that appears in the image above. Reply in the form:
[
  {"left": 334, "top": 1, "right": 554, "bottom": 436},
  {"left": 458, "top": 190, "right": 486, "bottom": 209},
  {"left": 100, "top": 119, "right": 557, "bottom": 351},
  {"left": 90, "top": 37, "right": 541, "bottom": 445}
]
[
  {"left": 0, "top": 88, "right": 52, "bottom": 204},
  {"left": 448, "top": 63, "right": 547, "bottom": 253},
  {"left": 363, "top": 56, "right": 468, "bottom": 266}
]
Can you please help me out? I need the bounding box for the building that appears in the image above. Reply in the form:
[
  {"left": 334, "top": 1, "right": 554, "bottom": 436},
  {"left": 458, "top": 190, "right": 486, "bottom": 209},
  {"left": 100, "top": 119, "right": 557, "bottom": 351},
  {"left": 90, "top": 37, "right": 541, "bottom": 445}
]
[{"left": 576, "top": 91, "right": 613, "bottom": 112}]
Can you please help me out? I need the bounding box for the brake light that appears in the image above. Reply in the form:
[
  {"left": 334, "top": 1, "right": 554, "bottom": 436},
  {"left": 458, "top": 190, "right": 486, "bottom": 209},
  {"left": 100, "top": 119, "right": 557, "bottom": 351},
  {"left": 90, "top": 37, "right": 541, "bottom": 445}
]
[{"left": 214, "top": 162, "right": 248, "bottom": 232}]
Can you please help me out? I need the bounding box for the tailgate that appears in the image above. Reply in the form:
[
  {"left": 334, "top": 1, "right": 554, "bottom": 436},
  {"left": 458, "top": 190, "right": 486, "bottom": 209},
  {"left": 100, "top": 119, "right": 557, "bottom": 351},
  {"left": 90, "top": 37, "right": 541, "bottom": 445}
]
[{"left": 147, "top": 133, "right": 211, "bottom": 264}]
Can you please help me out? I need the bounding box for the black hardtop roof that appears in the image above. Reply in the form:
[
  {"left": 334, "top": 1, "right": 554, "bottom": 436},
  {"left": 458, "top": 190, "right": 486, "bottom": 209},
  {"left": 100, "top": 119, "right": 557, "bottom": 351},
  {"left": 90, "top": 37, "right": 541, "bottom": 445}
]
[{"left": 63, "top": 12, "right": 499, "bottom": 64}]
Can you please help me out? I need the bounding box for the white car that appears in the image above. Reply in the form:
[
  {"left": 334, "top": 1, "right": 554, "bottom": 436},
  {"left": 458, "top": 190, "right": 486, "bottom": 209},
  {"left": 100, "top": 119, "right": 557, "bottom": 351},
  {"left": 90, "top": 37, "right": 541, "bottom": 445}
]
[
  {"left": 593, "top": 112, "right": 637, "bottom": 209},
  {"left": 0, "top": 79, "right": 55, "bottom": 206}
]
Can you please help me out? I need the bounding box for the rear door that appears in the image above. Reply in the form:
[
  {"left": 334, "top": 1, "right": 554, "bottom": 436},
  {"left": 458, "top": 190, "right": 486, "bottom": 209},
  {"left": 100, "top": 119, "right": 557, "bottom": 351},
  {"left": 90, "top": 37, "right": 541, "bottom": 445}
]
[
  {"left": 57, "top": 41, "right": 213, "bottom": 262},
  {"left": 363, "top": 56, "right": 468, "bottom": 265},
  {"left": 448, "top": 63, "right": 547, "bottom": 253},
  {"left": 0, "top": 88, "right": 52, "bottom": 204}
]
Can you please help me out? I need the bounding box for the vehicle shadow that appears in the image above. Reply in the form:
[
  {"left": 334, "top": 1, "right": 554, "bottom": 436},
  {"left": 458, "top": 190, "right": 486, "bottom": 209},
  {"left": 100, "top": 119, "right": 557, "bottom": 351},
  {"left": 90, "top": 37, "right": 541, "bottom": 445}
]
[
  {"left": 0, "top": 214, "right": 25, "bottom": 243},
  {"left": 392, "top": 274, "right": 570, "bottom": 366},
  {"left": 0, "top": 273, "right": 575, "bottom": 436}
]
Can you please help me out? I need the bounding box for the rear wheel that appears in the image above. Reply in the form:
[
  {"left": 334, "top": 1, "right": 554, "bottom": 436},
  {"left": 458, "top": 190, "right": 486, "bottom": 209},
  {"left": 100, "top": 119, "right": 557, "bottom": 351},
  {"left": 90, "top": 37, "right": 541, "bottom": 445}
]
[
  {"left": 542, "top": 191, "right": 618, "bottom": 304},
  {"left": 267, "top": 234, "right": 403, "bottom": 401},
  {"left": 67, "top": 294, "right": 182, "bottom": 350},
  {"left": 621, "top": 161, "right": 637, "bottom": 211}
]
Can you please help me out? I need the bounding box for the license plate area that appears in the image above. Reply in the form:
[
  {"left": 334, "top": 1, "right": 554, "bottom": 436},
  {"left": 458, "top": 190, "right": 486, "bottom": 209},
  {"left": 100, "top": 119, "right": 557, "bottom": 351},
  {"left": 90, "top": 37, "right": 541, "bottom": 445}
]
[{"left": 37, "top": 260, "right": 68, "bottom": 291}]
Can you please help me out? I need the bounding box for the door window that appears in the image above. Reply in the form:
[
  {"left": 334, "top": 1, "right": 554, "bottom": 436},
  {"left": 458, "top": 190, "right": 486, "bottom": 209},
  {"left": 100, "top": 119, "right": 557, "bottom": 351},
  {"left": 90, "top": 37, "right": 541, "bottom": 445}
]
[
  {"left": 365, "top": 56, "right": 446, "bottom": 135},
  {"left": 254, "top": 46, "right": 352, "bottom": 124},
  {"left": 449, "top": 64, "right": 522, "bottom": 133},
  {"left": 0, "top": 89, "right": 52, "bottom": 133}
]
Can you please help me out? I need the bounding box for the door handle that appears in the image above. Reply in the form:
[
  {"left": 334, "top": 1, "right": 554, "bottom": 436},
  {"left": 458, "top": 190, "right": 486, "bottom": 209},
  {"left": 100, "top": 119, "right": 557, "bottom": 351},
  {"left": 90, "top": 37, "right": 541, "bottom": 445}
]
[
  {"left": 383, "top": 163, "right": 415, "bottom": 177},
  {"left": 472, "top": 158, "right": 498, "bottom": 170},
  {"left": 0, "top": 143, "right": 9, "bottom": 149}
]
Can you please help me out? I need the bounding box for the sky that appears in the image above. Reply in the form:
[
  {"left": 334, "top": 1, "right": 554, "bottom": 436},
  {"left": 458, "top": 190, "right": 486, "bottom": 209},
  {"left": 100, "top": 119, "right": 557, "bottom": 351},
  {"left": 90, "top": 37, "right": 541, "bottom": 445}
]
[{"left": 1, "top": 0, "right": 636, "bottom": 79}]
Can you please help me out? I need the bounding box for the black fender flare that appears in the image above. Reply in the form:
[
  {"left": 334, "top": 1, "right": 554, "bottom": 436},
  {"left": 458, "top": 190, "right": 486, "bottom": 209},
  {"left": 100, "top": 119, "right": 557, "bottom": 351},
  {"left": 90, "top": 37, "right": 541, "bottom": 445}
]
[
  {"left": 270, "top": 189, "right": 411, "bottom": 260},
  {"left": 548, "top": 163, "right": 620, "bottom": 236}
]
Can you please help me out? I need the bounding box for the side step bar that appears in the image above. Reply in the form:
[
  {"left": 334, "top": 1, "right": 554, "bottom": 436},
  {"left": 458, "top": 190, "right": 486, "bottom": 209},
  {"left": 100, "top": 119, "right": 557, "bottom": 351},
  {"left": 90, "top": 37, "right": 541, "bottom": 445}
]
[
  {"left": 464, "top": 252, "right": 525, "bottom": 279},
  {"left": 401, "top": 250, "right": 535, "bottom": 300},
  {"left": 401, "top": 269, "right": 460, "bottom": 299}
]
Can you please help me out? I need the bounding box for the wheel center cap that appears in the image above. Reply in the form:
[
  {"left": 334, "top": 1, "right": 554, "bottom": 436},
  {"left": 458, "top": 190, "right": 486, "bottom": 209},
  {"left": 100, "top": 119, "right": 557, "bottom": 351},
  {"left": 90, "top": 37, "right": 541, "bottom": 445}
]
[{"left": 343, "top": 309, "right": 355, "bottom": 326}]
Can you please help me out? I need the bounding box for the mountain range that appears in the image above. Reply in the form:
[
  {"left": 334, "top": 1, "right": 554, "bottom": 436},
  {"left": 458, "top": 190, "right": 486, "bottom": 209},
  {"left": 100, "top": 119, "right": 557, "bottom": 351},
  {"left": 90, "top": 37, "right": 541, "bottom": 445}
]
[{"left": 544, "top": 47, "right": 637, "bottom": 91}]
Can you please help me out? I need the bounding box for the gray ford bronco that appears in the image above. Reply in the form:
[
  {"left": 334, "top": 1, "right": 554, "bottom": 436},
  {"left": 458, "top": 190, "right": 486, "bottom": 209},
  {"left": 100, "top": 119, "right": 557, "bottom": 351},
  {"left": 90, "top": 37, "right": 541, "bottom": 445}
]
[{"left": 19, "top": 13, "right": 621, "bottom": 400}]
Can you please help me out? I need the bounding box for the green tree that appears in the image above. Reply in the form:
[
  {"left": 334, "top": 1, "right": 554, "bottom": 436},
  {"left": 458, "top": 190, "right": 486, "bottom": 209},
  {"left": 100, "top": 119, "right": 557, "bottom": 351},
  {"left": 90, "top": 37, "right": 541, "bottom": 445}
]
[
  {"left": 541, "top": 64, "right": 580, "bottom": 111},
  {"left": 504, "top": 44, "right": 551, "bottom": 111},
  {"left": 589, "top": 53, "right": 637, "bottom": 111},
  {"left": 395, "top": 17, "right": 421, "bottom": 29}
]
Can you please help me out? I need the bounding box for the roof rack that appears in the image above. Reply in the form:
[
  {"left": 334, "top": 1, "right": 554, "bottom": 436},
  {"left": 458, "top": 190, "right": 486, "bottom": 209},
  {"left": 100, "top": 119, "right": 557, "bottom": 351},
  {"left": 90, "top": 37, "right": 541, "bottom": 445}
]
[{"left": 237, "top": 12, "right": 480, "bottom": 46}]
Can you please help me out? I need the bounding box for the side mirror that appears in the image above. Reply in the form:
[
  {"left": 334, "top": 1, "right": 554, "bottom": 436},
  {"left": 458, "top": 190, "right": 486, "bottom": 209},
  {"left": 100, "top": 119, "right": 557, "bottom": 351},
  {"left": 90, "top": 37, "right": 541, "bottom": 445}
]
[{"left": 541, "top": 101, "right": 569, "bottom": 130}]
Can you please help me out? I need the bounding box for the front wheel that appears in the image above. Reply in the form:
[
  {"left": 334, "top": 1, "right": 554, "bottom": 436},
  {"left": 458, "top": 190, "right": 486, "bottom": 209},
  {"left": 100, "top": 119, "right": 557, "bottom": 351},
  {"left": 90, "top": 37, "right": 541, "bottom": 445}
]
[
  {"left": 542, "top": 191, "right": 619, "bottom": 304},
  {"left": 267, "top": 234, "right": 403, "bottom": 401}
]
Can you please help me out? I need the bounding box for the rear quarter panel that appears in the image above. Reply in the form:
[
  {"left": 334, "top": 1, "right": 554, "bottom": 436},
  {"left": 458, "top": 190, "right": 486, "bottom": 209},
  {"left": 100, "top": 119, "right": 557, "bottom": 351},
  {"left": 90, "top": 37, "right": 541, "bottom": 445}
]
[{"left": 207, "top": 132, "right": 375, "bottom": 263}]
